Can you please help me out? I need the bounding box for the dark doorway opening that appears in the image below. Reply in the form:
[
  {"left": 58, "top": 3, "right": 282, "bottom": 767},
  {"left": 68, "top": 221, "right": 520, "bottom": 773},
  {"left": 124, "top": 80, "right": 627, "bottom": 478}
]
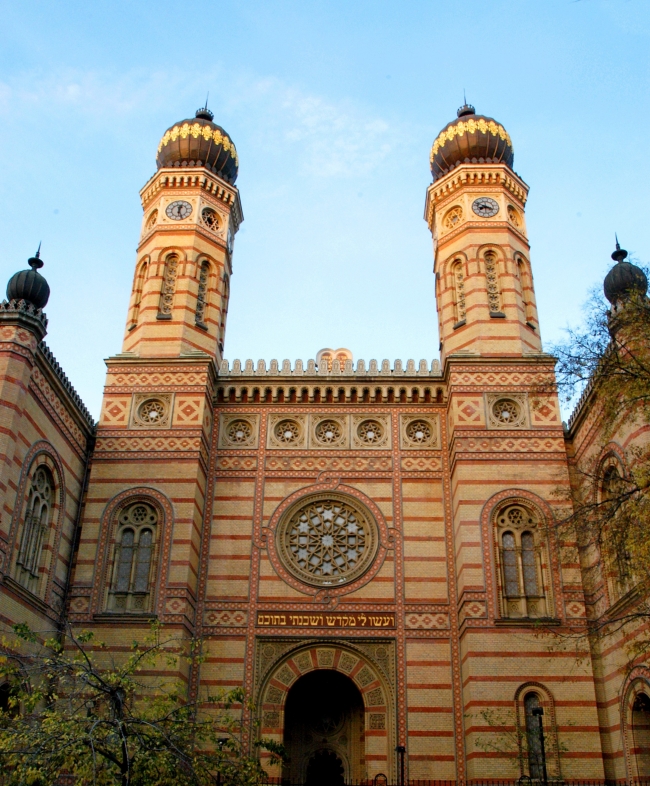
[{"left": 283, "top": 669, "right": 365, "bottom": 785}]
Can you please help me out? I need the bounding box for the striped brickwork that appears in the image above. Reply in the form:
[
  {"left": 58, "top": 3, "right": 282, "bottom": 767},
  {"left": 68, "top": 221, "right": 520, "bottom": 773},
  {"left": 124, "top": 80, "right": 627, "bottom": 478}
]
[
  {"left": 0, "top": 304, "right": 93, "bottom": 634},
  {"left": 567, "top": 387, "right": 650, "bottom": 783}
]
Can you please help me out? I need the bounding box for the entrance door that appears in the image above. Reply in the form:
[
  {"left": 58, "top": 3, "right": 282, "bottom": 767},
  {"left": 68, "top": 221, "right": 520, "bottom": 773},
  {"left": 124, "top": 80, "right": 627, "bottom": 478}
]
[{"left": 283, "top": 669, "right": 364, "bottom": 785}]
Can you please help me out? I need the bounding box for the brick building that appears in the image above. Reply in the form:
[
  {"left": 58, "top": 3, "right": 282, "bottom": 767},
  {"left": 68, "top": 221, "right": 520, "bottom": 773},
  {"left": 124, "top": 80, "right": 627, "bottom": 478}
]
[{"left": 1, "top": 102, "right": 649, "bottom": 784}]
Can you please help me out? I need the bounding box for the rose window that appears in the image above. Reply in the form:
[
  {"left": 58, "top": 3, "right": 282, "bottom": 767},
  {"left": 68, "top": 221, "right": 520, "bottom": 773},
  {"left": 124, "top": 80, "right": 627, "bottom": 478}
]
[
  {"left": 201, "top": 207, "right": 220, "bottom": 231},
  {"left": 277, "top": 494, "right": 379, "bottom": 587},
  {"left": 507, "top": 205, "right": 520, "bottom": 226},
  {"left": 314, "top": 419, "right": 343, "bottom": 445},
  {"left": 146, "top": 209, "right": 158, "bottom": 230},
  {"left": 492, "top": 398, "right": 521, "bottom": 425},
  {"left": 275, "top": 419, "right": 301, "bottom": 444},
  {"left": 444, "top": 206, "right": 463, "bottom": 230},
  {"left": 137, "top": 399, "right": 166, "bottom": 425},
  {"left": 227, "top": 419, "right": 252, "bottom": 444},
  {"left": 406, "top": 419, "right": 432, "bottom": 445},
  {"left": 357, "top": 419, "right": 384, "bottom": 444}
]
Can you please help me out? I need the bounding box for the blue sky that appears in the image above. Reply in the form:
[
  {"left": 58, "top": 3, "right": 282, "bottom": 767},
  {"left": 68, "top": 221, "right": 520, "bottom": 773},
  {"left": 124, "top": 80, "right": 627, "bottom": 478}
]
[{"left": 0, "top": 0, "right": 648, "bottom": 417}]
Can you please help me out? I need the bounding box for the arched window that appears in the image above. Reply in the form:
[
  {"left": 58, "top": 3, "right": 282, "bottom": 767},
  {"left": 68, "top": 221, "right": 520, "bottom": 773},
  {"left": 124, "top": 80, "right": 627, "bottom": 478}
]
[
  {"left": 516, "top": 257, "right": 534, "bottom": 324},
  {"left": 218, "top": 274, "right": 230, "bottom": 351},
  {"left": 108, "top": 502, "right": 158, "bottom": 613},
  {"left": 15, "top": 466, "right": 54, "bottom": 594},
  {"left": 158, "top": 254, "right": 179, "bottom": 318},
  {"left": 451, "top": 259, "right": 466, "bottom": 324},
  {"left": 601, "top": 463, "right": 632, "bottom": 598},
  {"left": 195, "top": 260, "right": 210, "bottom": 328},
  {"left": 632, "top": 693, "right": 650, "bottom": 777},
  {"left": 524, "top": 692, "right": 544, "bottom": 779},
  {"left": 496, "top": 504, "right": 549, "bottom": 619},
  {"left": 483, "top": 250, "right": 502, "bottom": 314},
  {"left": 130, "top": 259, "right": 148, "bottom": 328}
]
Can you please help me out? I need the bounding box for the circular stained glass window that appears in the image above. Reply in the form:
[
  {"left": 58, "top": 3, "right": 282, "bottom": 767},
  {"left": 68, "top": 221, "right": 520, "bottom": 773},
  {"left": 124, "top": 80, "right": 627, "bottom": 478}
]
[{"left": 276, "top": 493, "right": 379, "bottom": 588}]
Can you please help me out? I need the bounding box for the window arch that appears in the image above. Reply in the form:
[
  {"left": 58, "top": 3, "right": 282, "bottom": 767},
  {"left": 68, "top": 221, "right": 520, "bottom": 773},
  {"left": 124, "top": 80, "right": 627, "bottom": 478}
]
[
  {"left": 515, "top": 683, "right": 560, "bottom": 780},
  {"left": 108, "top": 501, "right": 158, "bottom": 613},
  {"left": 15, "top": 466, "right": 54, "bottom": 594},
  {"left": 218, "top": 274, "right": 230, "bottom": 351},
  {"left": 158, "top": 254, "right": 179, "bottom": 318},
  {"left": 195, "top": 259, "right": 210, "bottom": 328},
  {"left": 483, "top": 249, "right": 503, "bottom": 314},
  {"left": 495, "top": 503, "right": 550, "bottom": 619},
  {"left": 130, "top": 258, "right": 148, "bottom": 328},
  {"left": 515, "top": 256, "right": 534, "bottom": 324},
  {"left": 451, "top": 259, "right": 466, "bottom": 324}
]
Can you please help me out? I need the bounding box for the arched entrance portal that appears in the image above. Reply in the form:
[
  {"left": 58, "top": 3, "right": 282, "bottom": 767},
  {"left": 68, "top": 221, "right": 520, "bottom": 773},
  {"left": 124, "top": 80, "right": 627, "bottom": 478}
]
[{"left": 284, "top": 670, "right": 364, "bottom": 785}]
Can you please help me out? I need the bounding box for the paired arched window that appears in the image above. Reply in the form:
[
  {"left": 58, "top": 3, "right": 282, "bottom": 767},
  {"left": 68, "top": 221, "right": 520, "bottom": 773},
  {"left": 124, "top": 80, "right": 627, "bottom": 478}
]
[
  {"left": 108, "top": 501, "right": 158, "bottom": 613},
  {"left": 451, "top": 259, "right": 466, "bottom": 325},
  {"left": 483, "top": 250, "right": 502, "bottom": 314},
  {"left": 15, "top": 466, "right": 54, "bottom": 594},
  {"left": 195, "top": 259, "right": 210, "bottom": 328},
  {"left": 496, "top": 504, "right": 550, "bottom": 619},
  {"left": 158, "top": 254, "right": 179, "bottom": 318}
]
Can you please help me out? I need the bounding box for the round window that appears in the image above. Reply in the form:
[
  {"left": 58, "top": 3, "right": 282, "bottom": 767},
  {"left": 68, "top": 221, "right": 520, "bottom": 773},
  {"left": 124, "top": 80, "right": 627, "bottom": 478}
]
[
  {"left": 276, "top": 493, "right": 379, "bottom": 587},
  {"left": 405, "top": 419, "right": 433, "bottom": 445},
  {"left": 227, "top": 419, "right": 253, "bottom": 444},
  {"left": 137, "top": 398, "right": 167, "bottom": 425},
  {"left": 357, "top": 419, "right": 384, "bottom": 444},
  {"left": 275, "top": 419, "right": 301, "bottom": 444},
  {"left": 314, "top": 419, "right": 343, "bottom": 446},
  {"left": 492, "top": 398, "right": 521, "bottom": 425},
  {"left": 201, "top": 207, "right": 220, "bottom": 230}
]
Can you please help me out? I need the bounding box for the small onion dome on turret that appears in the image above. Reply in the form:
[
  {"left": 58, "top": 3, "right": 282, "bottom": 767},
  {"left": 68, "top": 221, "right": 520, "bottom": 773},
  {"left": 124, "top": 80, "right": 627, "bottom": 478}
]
[
  {"left": 156, "top": 107, "right": 239, "bottom": 183},
  {"left": 430, "top": 103, "right": 514, "bottom": 182},
  {"left": 604, "top": 240, "right": 648, "bottom": 304},
  {"left": 6, "top": 247, "right": 50, "bottom": 309}
]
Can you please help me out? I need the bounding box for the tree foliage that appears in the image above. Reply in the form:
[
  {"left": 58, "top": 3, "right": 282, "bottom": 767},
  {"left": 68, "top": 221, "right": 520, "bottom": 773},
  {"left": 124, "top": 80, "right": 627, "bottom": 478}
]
[
  {"left": 0, "top": 622, "right": 284, "bottom": 786},
  {"left": 551, "top": 267, "right": 650, "bottom": 654}
]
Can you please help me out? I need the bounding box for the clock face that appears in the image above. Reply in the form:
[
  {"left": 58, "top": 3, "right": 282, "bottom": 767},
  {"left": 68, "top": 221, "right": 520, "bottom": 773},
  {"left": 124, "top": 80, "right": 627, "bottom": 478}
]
[
  {"left": 472, "top": 197, "right": 499, "bottom": 218},
  {"left": 166, "top": 200, "right": 193, "bottom": 221}
]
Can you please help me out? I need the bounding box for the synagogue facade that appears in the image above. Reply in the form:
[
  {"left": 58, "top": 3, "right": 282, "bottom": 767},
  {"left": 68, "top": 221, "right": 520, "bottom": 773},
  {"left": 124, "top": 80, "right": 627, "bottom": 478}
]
[{"left": 1, "top": 102, "right": 649, "bottom": 785}]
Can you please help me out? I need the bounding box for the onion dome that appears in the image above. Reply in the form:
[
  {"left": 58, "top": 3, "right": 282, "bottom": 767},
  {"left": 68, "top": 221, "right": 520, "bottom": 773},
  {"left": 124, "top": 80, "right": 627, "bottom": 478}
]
[
  {"left": 6, "top": 247, "right": 50, "bottom": 309},
  {"left": 156, "top": 107, "right": 238, "bottom": 183},
  {"left": 604, "top": 240, "right": 648, "bottom": 304},
  {"left": 430, "top": 103, "right": 514, "bottom": 181}
]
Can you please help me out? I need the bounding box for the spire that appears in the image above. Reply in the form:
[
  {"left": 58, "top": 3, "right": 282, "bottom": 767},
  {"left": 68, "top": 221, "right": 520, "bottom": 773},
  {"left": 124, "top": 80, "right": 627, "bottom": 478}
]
[
  {"left": 28, "top": 242, "right": 44, "bottom": 270},
  {"left": 457, "top": 93, "right": 475, "bottom": 117},
  {"left": 611, "top": 234, "right": 628, "bottom": 263}
]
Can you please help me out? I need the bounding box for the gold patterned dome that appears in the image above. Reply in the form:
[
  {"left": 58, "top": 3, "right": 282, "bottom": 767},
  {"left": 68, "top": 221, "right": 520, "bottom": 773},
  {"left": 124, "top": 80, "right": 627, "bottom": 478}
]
[
  {"left": 156, "top": 107, "right": 238, "bottom": 183},
  {"left": 430, "top": 103, "right": 513, "bottom": 181}
]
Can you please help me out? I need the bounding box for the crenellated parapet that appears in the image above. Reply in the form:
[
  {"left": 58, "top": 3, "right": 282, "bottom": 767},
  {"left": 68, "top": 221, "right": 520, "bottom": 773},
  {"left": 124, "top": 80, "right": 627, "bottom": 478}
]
[{"left": 219, "top": 357, "right": 442, "bottom": 377}]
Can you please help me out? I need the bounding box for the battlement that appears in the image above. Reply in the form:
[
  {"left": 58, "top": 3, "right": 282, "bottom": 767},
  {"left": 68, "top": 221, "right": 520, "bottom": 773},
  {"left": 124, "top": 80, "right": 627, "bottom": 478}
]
[{"left": 218, "top": 358, "right": 442, "bottom": 377}]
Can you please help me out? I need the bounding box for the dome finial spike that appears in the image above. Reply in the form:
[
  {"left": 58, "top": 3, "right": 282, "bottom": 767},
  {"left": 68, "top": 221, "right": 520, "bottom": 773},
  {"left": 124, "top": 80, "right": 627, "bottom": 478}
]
[
  {"left": 611, "top": 235, "right": 628, "bottom": 263},
  {"left": 205, "top": 91, "right": 209, "bottom": 110},
  {"left": 28, "top": 243, "right": 44, "bottom": 271}
]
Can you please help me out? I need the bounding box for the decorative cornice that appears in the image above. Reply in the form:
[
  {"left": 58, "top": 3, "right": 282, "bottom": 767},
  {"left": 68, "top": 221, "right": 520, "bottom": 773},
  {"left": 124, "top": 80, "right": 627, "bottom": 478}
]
[
  {"left": 37, "top": 341, "right": 95, "bottom": 430},
  {"left": 0, "top": 298, "right": 48, "bottom": 338}
]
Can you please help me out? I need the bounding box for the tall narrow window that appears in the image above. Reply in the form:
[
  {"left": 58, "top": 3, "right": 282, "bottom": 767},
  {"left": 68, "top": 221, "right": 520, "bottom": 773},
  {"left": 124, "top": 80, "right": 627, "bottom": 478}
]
[
  {"left": 602, "top": 464, "right": 632, "bottom": 596},
  {"left": 131, "top": 260, "right": 148, "bottom": 328},
  {"left": 496, "top": 504, "right": 548, "bottom": 619},
  {"left": 516, "top": 257, "right": 535, "bottom": 324},
  {"left": 524, "top": 692, "right": 543, "bottom": 779},
  {"left": 502, "top": 532, "right": 519, "bottom": 597},
  {"left": 158, "top": 255, "right": 179, "bottom": 319},
  {"left": 16, "top": 466, "right": 54, "bottom": 594},
  {"left": 632, "top": 693, "right": 650, "bottom": 778},
  {"left": 109, "top": 502, "right": 158, "bottom": 613},
  {"left": 452, "top": 260, "right": 466, "bottom": 324},
  {"left": 484, "top": 250, "right": 502, "bottom": 314},
  {"left": 218, "top": 274, "right": 230, "bottom": 351},
  {"left": 195, "top": 260, "right": 210, "bottom": 328}
]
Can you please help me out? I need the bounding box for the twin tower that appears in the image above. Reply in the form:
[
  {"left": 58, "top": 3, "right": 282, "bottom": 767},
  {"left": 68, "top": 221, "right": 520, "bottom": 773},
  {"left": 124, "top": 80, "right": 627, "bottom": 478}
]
[{"left": 123, "top": 102, "right": 541, "bottom": 366}]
